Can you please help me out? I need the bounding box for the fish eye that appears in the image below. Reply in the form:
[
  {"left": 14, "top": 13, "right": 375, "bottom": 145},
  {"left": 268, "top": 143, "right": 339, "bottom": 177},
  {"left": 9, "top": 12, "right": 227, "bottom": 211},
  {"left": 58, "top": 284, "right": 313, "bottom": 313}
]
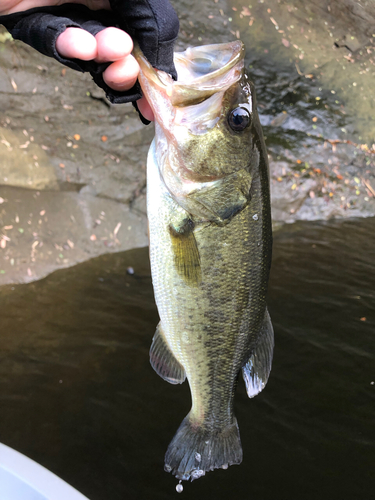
[{"left": 228, "top": 107, "right": 251, "bottom": 132}]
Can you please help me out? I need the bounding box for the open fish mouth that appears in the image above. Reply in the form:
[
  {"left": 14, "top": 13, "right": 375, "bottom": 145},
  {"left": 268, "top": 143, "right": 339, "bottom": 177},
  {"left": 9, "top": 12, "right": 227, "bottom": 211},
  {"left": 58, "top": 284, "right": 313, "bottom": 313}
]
[
  {"left": 167, "top": 41, "right": 245, "bottom": 106},
  {"left": 133, "top": 40, "right": 245, "bottom": 109}
]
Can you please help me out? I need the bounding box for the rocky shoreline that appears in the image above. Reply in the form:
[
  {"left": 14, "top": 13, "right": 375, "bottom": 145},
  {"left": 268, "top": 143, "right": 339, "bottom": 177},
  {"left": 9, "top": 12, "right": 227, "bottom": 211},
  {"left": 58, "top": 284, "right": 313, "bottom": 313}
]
[{"left": 0, "top": 0, "right": 374, "bottom": 284}]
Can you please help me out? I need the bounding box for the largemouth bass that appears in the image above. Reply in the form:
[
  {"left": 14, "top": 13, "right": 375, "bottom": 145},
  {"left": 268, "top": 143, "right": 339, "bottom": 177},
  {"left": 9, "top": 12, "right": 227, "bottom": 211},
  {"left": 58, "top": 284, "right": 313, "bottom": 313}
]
[{"left": 134, "top": 41, "right": 273, "bottom": 481}]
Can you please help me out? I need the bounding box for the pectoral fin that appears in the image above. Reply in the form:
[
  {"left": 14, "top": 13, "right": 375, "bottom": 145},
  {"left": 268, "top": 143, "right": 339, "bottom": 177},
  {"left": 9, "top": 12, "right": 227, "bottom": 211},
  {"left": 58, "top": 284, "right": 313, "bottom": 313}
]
[
  {"left": 169, "top": 218, "right": 201, "bottom": 286},
  {"left": 150, "top": 322, "right": 186, "bottom": 385},
  {"left": 242, "top": 309, "right": 274, "bottom": 398}
]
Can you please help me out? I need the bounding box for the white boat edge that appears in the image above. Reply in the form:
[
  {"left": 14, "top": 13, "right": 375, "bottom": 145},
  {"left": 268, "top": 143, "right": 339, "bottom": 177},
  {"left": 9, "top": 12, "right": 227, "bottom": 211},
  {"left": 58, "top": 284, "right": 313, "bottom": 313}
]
[{"left": 0, "top": 443, "right": 90, "bottom": 500}]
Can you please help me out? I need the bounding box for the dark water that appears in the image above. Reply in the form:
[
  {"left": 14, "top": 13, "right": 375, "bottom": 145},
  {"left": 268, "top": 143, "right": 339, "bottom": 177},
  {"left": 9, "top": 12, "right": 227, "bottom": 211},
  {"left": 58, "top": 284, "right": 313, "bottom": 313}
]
[{"left": 1, "top": 218, "right": 374, "bottom": 500}]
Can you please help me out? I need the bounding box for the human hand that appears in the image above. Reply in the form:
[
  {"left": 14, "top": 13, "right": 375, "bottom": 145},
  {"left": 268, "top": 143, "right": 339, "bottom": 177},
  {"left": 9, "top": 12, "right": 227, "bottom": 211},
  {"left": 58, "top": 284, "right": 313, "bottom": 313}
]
[
  {"left": 0, "top": 0, "right": 156, "bottom": 121},
  {"left": 56, "top": 25, "right": 153, "bottom": 120}
]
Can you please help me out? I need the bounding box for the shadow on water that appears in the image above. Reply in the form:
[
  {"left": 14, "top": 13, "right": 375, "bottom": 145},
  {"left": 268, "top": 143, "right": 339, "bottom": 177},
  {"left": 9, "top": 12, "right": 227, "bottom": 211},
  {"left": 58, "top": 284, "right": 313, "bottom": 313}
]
[{"left": 1, "top": 218, "right": 374, "bottom": 499}]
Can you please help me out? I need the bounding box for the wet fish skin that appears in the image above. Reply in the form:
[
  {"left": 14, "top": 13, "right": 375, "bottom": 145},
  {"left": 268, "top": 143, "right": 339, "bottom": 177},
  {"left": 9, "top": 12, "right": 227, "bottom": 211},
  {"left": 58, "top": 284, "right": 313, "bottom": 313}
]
[{"left": 135, "top": 42, "right": 273, "bottom": 481}]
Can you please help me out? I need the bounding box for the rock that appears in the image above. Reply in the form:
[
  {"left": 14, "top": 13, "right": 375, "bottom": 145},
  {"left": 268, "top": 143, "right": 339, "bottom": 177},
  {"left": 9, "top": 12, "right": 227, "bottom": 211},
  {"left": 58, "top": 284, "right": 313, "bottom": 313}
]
[
  {"left": 0, "top": 127, "right": 59, "bottom": 190},
  {"left": 334, "top": 34, "right": 367, "bottom": 53},
  {"left": 0, "top": 0, "right": 375, "bottom": 285},
  {"left": 0, "top": 186, "right": 148, "bottom": 286}
]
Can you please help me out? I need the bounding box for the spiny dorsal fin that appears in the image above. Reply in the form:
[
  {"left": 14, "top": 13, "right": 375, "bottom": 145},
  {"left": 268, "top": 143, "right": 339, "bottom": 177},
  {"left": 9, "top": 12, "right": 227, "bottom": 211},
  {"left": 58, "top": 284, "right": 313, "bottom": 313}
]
[
  {"left": 169, "top": 219, "right": 201, "bottom": 286},
  {"left": 150, "top": 323, "right": 186, "bottom": 385},
  {"left": 242, "top": 309, "right": 274, "bottom": 398}
]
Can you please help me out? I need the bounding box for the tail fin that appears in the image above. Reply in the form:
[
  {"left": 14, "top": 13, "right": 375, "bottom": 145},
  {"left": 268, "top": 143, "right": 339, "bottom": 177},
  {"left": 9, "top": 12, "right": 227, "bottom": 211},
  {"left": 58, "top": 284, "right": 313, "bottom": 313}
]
[{"left": 164, "top": 414, "right": 243, "bottom": 481}]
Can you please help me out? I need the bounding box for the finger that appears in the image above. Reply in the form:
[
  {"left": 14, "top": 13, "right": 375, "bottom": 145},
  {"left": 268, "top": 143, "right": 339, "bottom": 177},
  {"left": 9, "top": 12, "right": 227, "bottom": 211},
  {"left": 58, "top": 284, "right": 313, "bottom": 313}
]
[
  {"left": 56, "top": 27, "right": 97, "bottom": 61},
  {"left": 137, "top": 96, "right": 155, "bottom": 122},
  {"left": 95, "top": 27, "right": 133, "bottom": 63},
  {"left": 1, "top": 1, "right": 111, "bottom": 14},
  {"left": 103, "top": 54, "right": 139, "bottom": 91}
]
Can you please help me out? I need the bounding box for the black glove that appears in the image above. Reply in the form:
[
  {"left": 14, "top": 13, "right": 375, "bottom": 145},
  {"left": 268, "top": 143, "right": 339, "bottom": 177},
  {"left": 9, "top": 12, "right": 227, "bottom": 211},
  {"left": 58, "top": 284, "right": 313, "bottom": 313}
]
[{"left": 0, "top": 1, "right": 179, "bottom": 121}]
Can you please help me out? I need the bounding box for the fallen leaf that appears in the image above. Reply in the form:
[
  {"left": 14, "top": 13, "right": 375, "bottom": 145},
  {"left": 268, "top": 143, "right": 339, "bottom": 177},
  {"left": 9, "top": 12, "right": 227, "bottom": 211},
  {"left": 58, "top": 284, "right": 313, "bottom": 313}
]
[
  {"left": 281, "top": 38, "right": 290, "bottom": 47},
  {"left": 1, "top": 139, "right": 12, "bottom": 149},
  {"left": 11, "top": 78, "right": 17, "bottom": 92},
  {"left": 362, "top": 179, "right": 375, "bottom": 197}
]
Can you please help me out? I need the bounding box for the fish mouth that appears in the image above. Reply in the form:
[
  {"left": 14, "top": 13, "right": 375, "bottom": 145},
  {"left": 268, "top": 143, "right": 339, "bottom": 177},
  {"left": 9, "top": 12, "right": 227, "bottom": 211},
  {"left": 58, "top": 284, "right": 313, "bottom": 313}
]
[
  {"left": 133, "top": 41, "right": 245, "bottom": 108},
  {"left": 169, "top": 41, "right": 245, "bottom": 106}
]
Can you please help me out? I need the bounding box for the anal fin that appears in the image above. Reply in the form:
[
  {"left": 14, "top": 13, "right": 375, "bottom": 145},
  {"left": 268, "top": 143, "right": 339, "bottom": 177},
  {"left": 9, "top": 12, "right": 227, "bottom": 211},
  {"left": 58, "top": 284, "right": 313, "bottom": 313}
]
[
  {"left": 242, "top": 308, "right": 274, "bottom": 398},
  {"left": 150, "top": 322, "right": 186, "bottom": 385}
]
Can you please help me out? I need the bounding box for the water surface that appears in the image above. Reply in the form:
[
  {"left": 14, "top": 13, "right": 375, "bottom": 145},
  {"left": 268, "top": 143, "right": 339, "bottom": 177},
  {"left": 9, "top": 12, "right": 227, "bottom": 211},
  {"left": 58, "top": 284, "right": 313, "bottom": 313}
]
[{"left": 1, "top": 217, "right": 374, "bottom": 499}]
